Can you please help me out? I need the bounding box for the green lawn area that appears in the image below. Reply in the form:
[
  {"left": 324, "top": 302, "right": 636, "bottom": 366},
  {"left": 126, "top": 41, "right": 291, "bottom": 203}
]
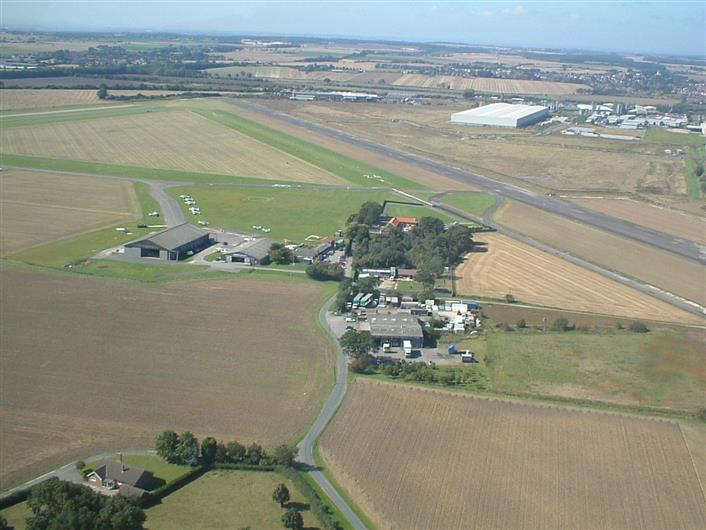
[
  {"left": 84, "top": 454, "right": 191, "bottom": 487},
  {"left": 169, "top": 186, "right": 395, "bottom": 242},
  {"left": 450, "top": 327, "right": 706, "bottom": 412},
  {"left": 383, "top": 203, "right": 459, "bottom": 223},
  {"left": 644, "top": 127, "right": 706, "bottom": 147},
  {"left": 70, "top": 260, "right": 217, "bottom": 282},
  {"left": 440, "top": 192, "right": 496, "bottom": 217},
  {"left": 684, "top": 145, "right": 705, "bottom": 200},
  {"left": 195, "top": 108, "right": 424, "bottom": 189},
  {"left": 0, "top": 501, "right": 30, "bottom": 530},
  {"left": 144, "top": 470, "right": 320, "bottom": 530}
]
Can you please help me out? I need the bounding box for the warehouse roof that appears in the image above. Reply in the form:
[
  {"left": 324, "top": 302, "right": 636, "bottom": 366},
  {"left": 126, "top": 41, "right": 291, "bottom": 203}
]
[
  {"left": 229, "top": 238, "right": 273, "bottom": 260},
  {"left": 125, "top": 223, "right": 209, "bottom": 251},
  {"left": 452, "top": 103, "right": 548, "bottom": 120},
  {"left": 369, "top": 313, "right": 424, "bottom": 339}
]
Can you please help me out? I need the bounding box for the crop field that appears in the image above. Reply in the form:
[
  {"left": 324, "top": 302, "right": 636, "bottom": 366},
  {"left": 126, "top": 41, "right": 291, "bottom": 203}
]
[
  {"left": 571, "top": 197, "right": 706, "bottom": 244},
  {"left": 0, "top": 269, "right": 334, "bottom": 489},
  {"left": 257, "top": 100, "right": 683, "bottom": 194},
  {"left": 391, "top": 73, "right": 588, "bottom": 95},
  {"left": 321, "top": 379, "right": 706, "bottom": 530},
  {"left": 0, "top": 109, "right": 343, "bottom": 184},
  {"left": 206, "top": 65, "right": 356, "bottom": 82},
  {"left": 0, "top": 89, "right": 106, "bottom": 110},
  {"left": 145, "top": 470, "right": 319, "bottom": 530},
  {"left": 170, "top": 186, "right": 394, "bottom": 242},
  {"left": 455, "top": 233, "right": 702, "bottom": 324},
  {"left": 0, "top": 168, "right": 140, "bottom": 256},
  {"left": 452, "top": 327, "right": 706, "bottom": 410},
  {"left": 497, "top": 201, "right": 706, "bottom": 306}
]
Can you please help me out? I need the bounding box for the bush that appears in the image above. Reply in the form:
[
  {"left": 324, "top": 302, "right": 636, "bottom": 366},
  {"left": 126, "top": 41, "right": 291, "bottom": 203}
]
[
  {"left": 75, "top": 460, "right": 86, "bottom": 470},
  {"left": 0, "top": 488, "right": 29, "bottom": 510},
  {"left": 516, "top": 319, "right": 527, "bottom": 329},
  {"left": 552, "top": 318, "right": 573, "bottom": 331},
  {"left": 628, "top": 320, "right": 650, "bottom": 333},
  {"left": 505, "top": 293, "right": 516, "bottom": 303},
  {"left": 306, "top": 262, "right": 344, "bottom": 281}
]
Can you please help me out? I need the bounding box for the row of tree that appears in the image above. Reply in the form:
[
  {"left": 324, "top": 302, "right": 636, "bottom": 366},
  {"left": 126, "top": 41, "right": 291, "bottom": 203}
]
[
  {"left": 272, "top": 484, "right": 305, "bottom": 530},
  {"left": 351, "top": 357, "right": 489, "bottom": 389},
  {"left": 155, "top": 431, "right": 295, "bottom": 468}
]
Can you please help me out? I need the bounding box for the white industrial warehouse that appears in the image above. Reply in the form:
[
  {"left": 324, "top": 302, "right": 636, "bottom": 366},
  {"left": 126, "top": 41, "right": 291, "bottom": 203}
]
[{"left": 451, "top": 102, "right": 549, "bottom": 128}]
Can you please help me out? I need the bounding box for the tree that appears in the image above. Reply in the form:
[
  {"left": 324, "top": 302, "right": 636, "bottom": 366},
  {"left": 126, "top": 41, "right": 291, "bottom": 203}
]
[
  {"left": 200, "top": 437, "right": 217, "bottom": 465},
  {"left": 306, "top": 262, "right": 344, "bottom": 281},
  {"left": 505, "top": 293, "right": 516, "bottom": 303},
  {"left": 0, "top": 515, "right": 10, "bottom": 530},
  {"left": 155, "top": 430, "right": 179, "bottom": 463},
  {"left": 272, "top": 483, "right": 291, "bottom": 508},
  {"left": 97, "top": 84, "right": 108, "bottom": 99},
  {"left": 349, "top": 357, "right": 372, "bottom": 373},
  {"left": 628, "top": 320, "right": 650, "bottom": 333},
  {"left": 516, "top": 319, "right": 527, "bottom": 329},
  {"left": 225, "top": 441, "right": 246, "bottom": 463},
  {"left": 339, "top": 330, "right": 373, "bottom": 359},
  {"left": 176, "top": 431, "right": 200, "bottom": 466},
  {"left": 246, "top": 443, "right": 265, "bottom": 465},
  {"left": 269, "top": 243, "right": 294, "bottom": 265},
  {"left": 273, "top": 445, "right": 296, "bottom": 467},
  {"left": 415, "top": 269, "right": 436, "bottom": 289},
  {"left": 552, "top": 317, "right": 572, "bottom": 331},
  {"left": 281, "top": 508, "right": 304, "bottom": 530},
  {"left": 75, "top": 460, "right": 86, "bottom": 470},
  {"left": 355, "top": 201, "right": 383, "bottom": 225}
]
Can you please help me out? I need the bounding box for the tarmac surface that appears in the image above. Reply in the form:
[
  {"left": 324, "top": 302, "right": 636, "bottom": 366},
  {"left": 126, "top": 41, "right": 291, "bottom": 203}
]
[{"left": 224, "top": 98, "right": 706, "bottom": 266}]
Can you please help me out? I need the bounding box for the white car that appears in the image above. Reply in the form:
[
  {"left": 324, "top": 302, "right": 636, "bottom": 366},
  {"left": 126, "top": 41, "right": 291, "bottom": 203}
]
[{"left": 197, "top": 220, "right": 209, "bottom": 226}]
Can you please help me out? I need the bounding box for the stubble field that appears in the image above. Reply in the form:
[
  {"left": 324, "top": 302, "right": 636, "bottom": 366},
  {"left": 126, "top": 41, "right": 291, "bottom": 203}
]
[
  {"left": 321, "top": 379, "right": 706, "bottom": 530},
  {"left": 391, "top": 73, "right": 587, "bottom": 95},
  {"left": 0, "top": 269, "right": 334, "bottom": 489},
  {"left": 570, "top": 197, "right": 706, "bottom": 244},
  {"left": 497, "top": 201, "right": 706, "bottom": 306},
  {"left": 0, "top": 109, "right": 343, "bottom": 184},
  {"left": 455, "top": 233, "right": 702, "bottom": 324},
  {"left": 0, "top": 168, "right": 139, "bottom": 256}
]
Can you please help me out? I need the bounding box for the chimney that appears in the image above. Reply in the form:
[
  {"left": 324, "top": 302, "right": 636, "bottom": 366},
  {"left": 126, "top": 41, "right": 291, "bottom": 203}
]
[{"left": 118, "top": 452, "right": 125, "bottom": 472}]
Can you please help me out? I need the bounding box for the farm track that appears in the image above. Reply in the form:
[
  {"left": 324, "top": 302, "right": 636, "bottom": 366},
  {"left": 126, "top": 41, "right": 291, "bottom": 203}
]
[{"left": 223, "top": 98, "right": 705, "bottom": 265}]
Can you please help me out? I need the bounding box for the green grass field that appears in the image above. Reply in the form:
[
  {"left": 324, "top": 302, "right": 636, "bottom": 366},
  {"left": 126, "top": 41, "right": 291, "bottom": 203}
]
[
  {"left": 684, "top": 145, "right": 705, "bottom": 200},
  {"left": 450, "top": 327, "right": 706, "bottom": 412},
  {"left": 144, "top": 470, "right": 320, "bottom": 530},
  {"left": 170, "top": 186, "right": 395, "bottom": 242},
  {"left": 196, "top": 108, "right": 424, "bottom": 189},
  {"left": 84, "top": 454, "right": 190, "bottom": 487},
  {"left": 0, "top": 501, "right": 30, "bottom": 530},
  {"left": 644, "top": 127, "right": 706, "bottom": 147},
  {"left": 440, "top": 192, "right": 496, "bottom": 217},
  {"left": 383, "top": 203, "right": 458, "bottom": 223}
]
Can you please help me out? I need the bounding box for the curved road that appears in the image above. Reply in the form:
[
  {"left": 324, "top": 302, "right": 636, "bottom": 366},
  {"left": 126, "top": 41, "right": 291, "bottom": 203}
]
[
  {"left": 225, "top": 98, "right": 705, "bottom": 265},
  {"left": 297, "top": 297, "right": 367, "bottom": 530}
]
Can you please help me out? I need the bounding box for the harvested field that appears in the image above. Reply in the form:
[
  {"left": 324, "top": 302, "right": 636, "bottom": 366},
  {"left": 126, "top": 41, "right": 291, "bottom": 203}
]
[
  {"left": 207, "top": 65, "right": 355, "bottom": 82},
  {"left": 257, "top": 99, "right": 682, "bottom": 194},
  {"left": 0, "top": 109, "right": 343, "bottom": 184},
  {"left": 571, "top": 197, "right": 706, "bottom": 244},
  {"left": 0, "top": 168, "right": 139, "bottom": 256},
  {"left": 392, "top": 73, "right": 587, "bottom": 95},
  {"left": 455, "top": 233, "right": 702, "bottom": 324},
  {"left": 0, "top": 89, "right": 182, "bottom": 111},
  {"left": 321, "top": 379, "right": 706, "bottom": 530},
  {"left": 0, "top": 269, "right": 334, "bottom": 489},
  {"left": 497, "top": 201, "right": 706, "bottom": 306}
]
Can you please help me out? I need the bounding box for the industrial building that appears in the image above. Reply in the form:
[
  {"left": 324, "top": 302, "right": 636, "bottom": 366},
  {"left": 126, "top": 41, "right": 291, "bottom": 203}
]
[
  {"left": 124, "top": 223, "right": 212, "bottom": 260},
  {"left": 224, "top": 238, "right": 272, "bottom": 265},
  {"left": 451, "top": 103, "right": 549, "bottom": 128},
  {"left": 369, "top": 311, "right": 424, "bottom": 348},
  {"left": 295, "top": 237, "right": 335, "bottom": 264}
]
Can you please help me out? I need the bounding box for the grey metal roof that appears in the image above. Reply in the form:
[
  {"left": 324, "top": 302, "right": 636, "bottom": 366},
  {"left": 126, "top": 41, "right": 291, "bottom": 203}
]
[
  {"left": 369, "top": 313, "right": 424, "bottom": 339},
  {"left": 126, "top": 223, "right": 209, "bottom": 251},
  {"left": 229, "top": 238, "right": 273, "bottom": 260}
]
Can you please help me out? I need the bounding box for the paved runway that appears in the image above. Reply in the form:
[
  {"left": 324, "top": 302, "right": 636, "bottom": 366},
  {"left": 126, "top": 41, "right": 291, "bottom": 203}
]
[{"left": 225, "top": 98, "right": 705, "bottom": 266}]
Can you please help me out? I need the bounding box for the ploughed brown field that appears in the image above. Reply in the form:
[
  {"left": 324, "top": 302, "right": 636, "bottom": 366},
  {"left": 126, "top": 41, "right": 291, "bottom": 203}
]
[
  {"left": 455, "top": 233, "right": 703, "bottom": 324},
  {"left": 497, "top": 201, "right": 706, "bottom": 307},
  {"left": 0, "top": 168, "right": 139, "bottom": 256},
  {"left": 0, "top": 270, "right": 333, "bottom": 489},
  {"left": 321, "top": 379, "right": 706, "bottom": 530},
  {"left": 570, "top": 197, "right": 706, "bottom": 245}
]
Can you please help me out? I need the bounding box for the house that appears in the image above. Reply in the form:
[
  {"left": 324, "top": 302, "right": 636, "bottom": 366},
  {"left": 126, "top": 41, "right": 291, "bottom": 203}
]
[
  {"left": 225, "top": 238, "right": 272, "bottom": 265},
  {"left": 396, "top": 268, "right": 418, "bottom": 279},
  {"left": 87, "top": 457, "right": 154, "bottom": 497},
  {"left": 387, "top": 217, "right": 418, "bottom": 230},
  {"left": 295, "top": 237, "right": 335, "bottom": 264},
  {"left": 124, "top": 223, "right": 212, "bottom": 260},
  {"left": 369, "top": 310, "right": 424, "bottom": 348}
]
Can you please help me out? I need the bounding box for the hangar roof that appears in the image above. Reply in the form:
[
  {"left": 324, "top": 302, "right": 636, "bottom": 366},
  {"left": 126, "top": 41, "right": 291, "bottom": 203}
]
[
  {"left": 126, "top": 223, "right": 209, "bottom": 251},
  {"left": 452, "top": 102, "right": 548, "bottom": 120}
]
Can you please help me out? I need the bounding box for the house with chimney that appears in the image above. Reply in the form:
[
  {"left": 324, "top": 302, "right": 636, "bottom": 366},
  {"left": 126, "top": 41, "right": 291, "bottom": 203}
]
[{"left": 86, "top": 454, "right": 155, "bottom": 497}]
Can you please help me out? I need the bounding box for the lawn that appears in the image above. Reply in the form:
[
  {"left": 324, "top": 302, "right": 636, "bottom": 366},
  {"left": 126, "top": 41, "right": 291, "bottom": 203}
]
[
  {"left": 440, "top": 192, "right": 496, "bottom": 217},
  {"left": 196, "top": 108, "right": 424, "bottom": 189},
  {"left": 144, "top": 470, "right": 320, "bottom": 530},
  {"left": 85, "top": 454, "right": 190, "bottom": 487},
  {"left": 383, "top": 203, "right": 459, "bottom": 223},
  {"left": 169, "top": 186, "right": 396, "bottom": 242},
  {"left": 450, "top": 327, "right": 706, "bottom": 412},
  {"left": 0, "top": 502, "right": 30, "bottom": 530},
  {"left": 684, "top": 145, "right": 705, "bottom": 200},
  {"left": 644, "top": 127, "right": 706, "bottom": 147}
]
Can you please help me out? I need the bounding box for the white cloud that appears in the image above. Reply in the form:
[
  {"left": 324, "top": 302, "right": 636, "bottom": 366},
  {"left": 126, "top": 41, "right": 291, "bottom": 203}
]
[{"left": 502, "top": 5, "right": 526, "bottom": 16}]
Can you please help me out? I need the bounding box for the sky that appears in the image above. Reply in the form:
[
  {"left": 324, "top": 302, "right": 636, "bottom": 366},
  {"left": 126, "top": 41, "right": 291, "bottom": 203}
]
[{"left": 1, "top": 1, "right": 704, "bottom": 56}]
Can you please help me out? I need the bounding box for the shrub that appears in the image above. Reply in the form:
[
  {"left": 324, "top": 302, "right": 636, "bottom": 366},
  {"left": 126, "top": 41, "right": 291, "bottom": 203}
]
[
  {"left": 552, "top": 317, "right": 573, "bottom": 331},
  {"left": 628, "top": 320, "right": 650, "bottom": 333},
  {"left": 505, "top": 293, "right": 516, "bottom": 303},
  {"left": 75, "top": 460, "right": 86, "bottom": 470},
  {"left": 306, "top": 262, "right": 344, "bottom": 281},
  {"left": 516, "top": 319, "right": 527, "bottom": 329}
]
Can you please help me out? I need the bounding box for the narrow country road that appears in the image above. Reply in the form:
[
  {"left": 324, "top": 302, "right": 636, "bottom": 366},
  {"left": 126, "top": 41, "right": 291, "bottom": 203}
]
[{"left": 297, "top": 297, "right": 368, "bottom": 530}]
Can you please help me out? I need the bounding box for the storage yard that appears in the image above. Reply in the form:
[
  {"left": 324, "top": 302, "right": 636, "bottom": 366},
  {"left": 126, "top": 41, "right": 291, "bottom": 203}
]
[
  {"left": 0, "top": 269, "right": 334, "bottom": 489},
  {"left": 497, "top": 201, "right": 706, "bottom": 307},
  {"left": 321, "top": 379, "right": 706, "bottom": 530},
  {"left": 455, "top": 233, "right": 702, "bottom": 324},
  {"left": 0, "top": 168, "right": 140, "bottom": 256}
]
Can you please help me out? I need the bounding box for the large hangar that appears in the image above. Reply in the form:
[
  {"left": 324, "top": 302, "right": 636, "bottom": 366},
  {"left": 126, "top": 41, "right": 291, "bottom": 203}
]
[{"left": 451, "top": 103, "right": 549, "bottom": 128}]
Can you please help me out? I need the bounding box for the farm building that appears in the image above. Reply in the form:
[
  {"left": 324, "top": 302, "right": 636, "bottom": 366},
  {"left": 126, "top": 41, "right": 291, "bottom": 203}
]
[
  {"left": 225, "top": 238, "right": 273, "bottom": 265},
  {"left": 369, "top": 311, "right": 424, "bottom": 348},
  {"left": 87, "top": 458, "right": 154, "bottom": 497},
  {"left": 295, "top": 237, "right": 335, "bottom": 264},
  {"left": 451, "top": 103, "right": 549, "bottom": 128},
  {"left": 124, "top": 223, "right": 212, "bottom": 260},
  {"left": 386, "top": 217, "right": 418, "bottom": 231}
]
